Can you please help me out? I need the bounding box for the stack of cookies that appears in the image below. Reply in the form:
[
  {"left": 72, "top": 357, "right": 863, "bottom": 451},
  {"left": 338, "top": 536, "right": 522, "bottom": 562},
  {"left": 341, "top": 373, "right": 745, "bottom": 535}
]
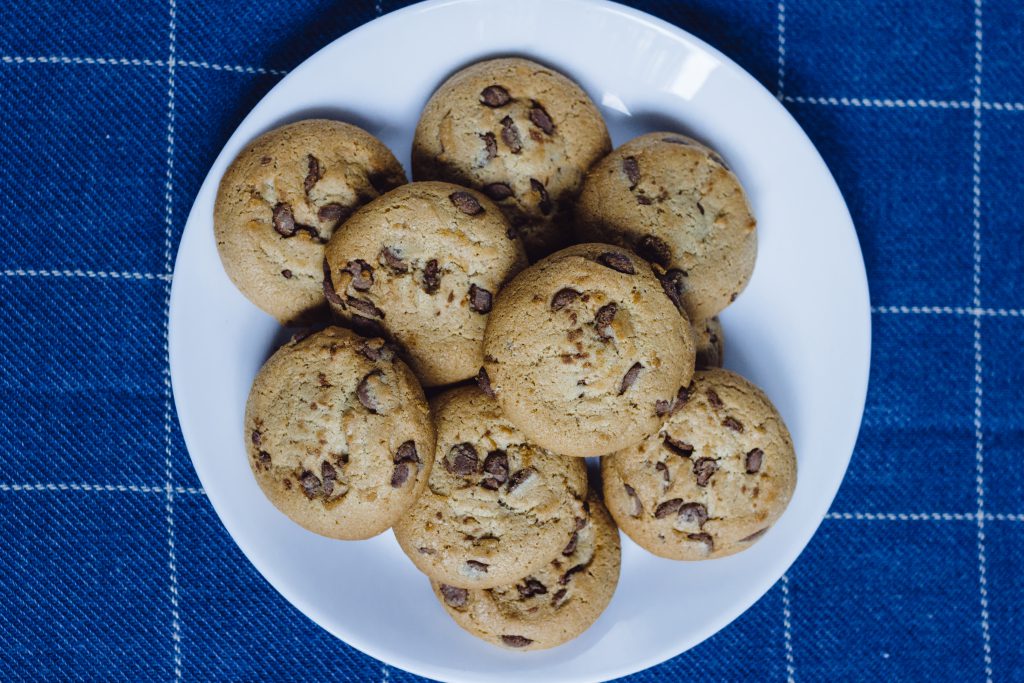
[{"left": 215, "top": 57, "right": 796, "bottom": 651}]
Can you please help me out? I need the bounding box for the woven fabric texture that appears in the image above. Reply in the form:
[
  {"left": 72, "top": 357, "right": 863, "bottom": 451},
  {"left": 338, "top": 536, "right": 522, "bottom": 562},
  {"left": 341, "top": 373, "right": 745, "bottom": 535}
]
[{"left": 0, "top": 0, "right": 1021, "bottom": 681}]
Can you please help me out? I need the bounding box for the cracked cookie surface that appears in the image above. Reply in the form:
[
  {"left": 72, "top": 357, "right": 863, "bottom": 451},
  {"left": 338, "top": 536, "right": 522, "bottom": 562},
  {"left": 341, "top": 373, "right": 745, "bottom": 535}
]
[
  {"left": 245, "top": 326, "right": 434, "bottom": 540},
  {"left": 393, "top": 386, "right": 588, "bottom": 589},
  {"left": 482, "top": 243, "right": 695, "bottom": 457},
  {"left": 574, "top": 132, "right": 756, "bottom": 320},
  {"left": 323, "top": 181, "right": 527, "bottom": 387},
  {"left": 215, "top": 119, "right": 406, "bottom": 326},
  {"left": 412, "top": 58, "right": 611, "bottom": 260},
  {"left": 432, "top": 493, "right": 620, "bottom": 651},
  {"left": 602, "top": 368, "right": 796, "bottom": 560}
]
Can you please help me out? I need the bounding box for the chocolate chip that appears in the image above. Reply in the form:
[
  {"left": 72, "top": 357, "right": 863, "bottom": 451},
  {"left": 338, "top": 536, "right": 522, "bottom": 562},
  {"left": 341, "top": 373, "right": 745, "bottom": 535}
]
[
  {"left": 480, "top": 85, "right": 511, "bottom": 107},
  {"left": 529, "top": 178, "right": 553, "bottom": 215},
  {"left": 272, "top": 202, "right": 296, "bottom": 237},
  {"left": 300, "top": 471, "right": 321, "bottom": 499},
  {"left": 696, "top": 201, "right": 705, "bottom": 216},
  {"left": 723, "top": 417, "right": 744, "bottom": 432},
  {"left": 480, "top": 131, "right": 497, "bottom": 160},
  {"left": 251, "top": 430, "right": 262, "bottom": 446},
  {"left": 528, "top": 104, "right": 555, "bottom": 135},
  {"left": 359, "top": 338, "right": 396, "bottom": 362},
  {"left": 346, "top": 296, "right": 384, "bottom": 319},
  {"left": 506, "top": 467, "right": 536, "bottom": 492},
  {"left": 560, "top": 564, "right": 587, "bottom": 585},
  {"left": 283, "top": 478, "right": 292, "bottom": 489},
  {"left": 517, "top": 577, "right": 548, "bottom": 599},
  {"left": 679, "top": 502, "right": 708, "bottom": 527},
  {"left": 318, "top": 372, "right": 332, "bottom": 388},
  {"left": 280, "top": 269, "right": 293, "bottom": 279},
  {"left": 693, "top": 457, "right": 718, "bottom": 486},
  {"left": 706, "top": 389, "right": 724, "bottom": 409},
  {"left": 466, "top": 560, "right": 489, "bottom": 573},
  {"left": 304, "top": 155, "right": 322, "bottom": 194},
  {"left": 663, "top": 435, "right": 694, "bottom": 458},
  {"left": 552, "top": 588, "right": 568, "bottom": 604},
  {"left": 619, "top": 362, "right": 643, "bottom": 395},
  {"left": 740, "top": 528, "right": 769, "bottom": 543},
  {"left": 636, "top": 235, "right": 672, "bottom": 267},
  {"left": 321, "top": 461, "right": 337, "bottom": 496},
  {"left": 469, "top": 284, "right": 493, "bottom": 313},
  {"left": 318, "top": 202, "right": 352, "bottom": 225},
  {"left": 422, "top": 259, "right": 441, "bottom": 294},
  {"left": 356, "top": 370, "right": 383, "bottom": 413},
  {"left": 655, "top": 498, "right": 685, "bottom": 518},
  {"left": 655, "top": 461, "right": 670, "bottom": 483},
  {"left": 562, "top": 532, "right": 579, "bottom": 556},
  {"left": 551, "top": 288, "right": 581, "bottom": 311},
  {"left": 483, "top": 182, "right": 514, "bottom": 200},
  {"left": 258, "top": 450, "right": 271, "bottom": 466},
  {"left": 594, "top": 303, "right": 618, "bottom": 340},
  {"left": 322, "top": 259, "right": 344, "bottom": 306},
  {"left": 501, "top": 635, "right": 533, "bottom": 648},
  {"left": 745, "top": 448, "right": 764, "bottom": 473},
  {"left": 450, "top": 191, "right": 484, "bottom": 215},
  {"left": 390, "top": 462, "right": 410, "bottom": 487},
  {"left": 501, "top": 116, "right": 522, "bottom": 153},
  {"left": 378, "top": 246, "right": 408, "bottom": 273},
  {"left": 576, "top": 515, "right": 587, "bottom": 530},
  {"left": 637, "top": 195, "right": 654, "bottom": 205},
  {"left": 395, "top": 440, "right": 419, "bottom": 464},
  {"left": 730, "top": 292, "right": 738, "bottom": 303},
  {"left": 624, "top": 484, "right": 643, "bottom": 517},
  {"left": 597, "top": 251, "right": 635, "bottom": 274},
  {"left": 657, "top": 269, "right": 687, "bottom": 313},
  {"left": 482, "top": 450, "right": 509, "bottom": 487},
  {"left": 440, "top": 584, "right": 468, "bottom": 607},
  {"left": 688, "top": 532, "right": 714, "bottom": 550},
  {"left": 344, "top": 259, "right": 374, "bottom": 291},
  {"left": 476, "top": 367, "right": 495, "bottom": 397},
  {"left": 260, "top": 155, "right": 272, "bottom": 165},
  {"left": 418, "top": 546, "right": 436, "bottom": 555},
  {"left": 655, "top": 385, "right": 691, "bottom": 416},
  {"left": 622, "top": 156, "right": 640, "bottom": 188},
  {"left": 446, "top": 443, "right": 480, "bottom": 476}
]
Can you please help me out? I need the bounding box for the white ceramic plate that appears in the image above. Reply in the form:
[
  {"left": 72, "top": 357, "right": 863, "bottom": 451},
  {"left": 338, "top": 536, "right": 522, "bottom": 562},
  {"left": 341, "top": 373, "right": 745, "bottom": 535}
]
[{"left": 169, "top": 0, "right": 871, "bottom": 680}]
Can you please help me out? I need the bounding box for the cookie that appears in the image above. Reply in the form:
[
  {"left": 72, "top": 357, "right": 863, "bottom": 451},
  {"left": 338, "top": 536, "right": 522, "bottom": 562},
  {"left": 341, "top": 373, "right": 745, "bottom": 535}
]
[
  {"left": 215, "top": 119, "right": 407, "bottom": 326},
  {"left": 601, "top": 368, "right": 796, "bottom": 560},
  {"left": 393, "top": 386, "right": 588, "bottom": 589},
  {"left": 482, "top": 243, "right": 696, "bottom": 457},
  {"left": 245, "top": 326, "right": 434, "bottom": 540},
  {"left": 323, "top": 182, "right": 527, "bottom": 387},
  {"left": 412, "top": 57, "right": 611, "bottom": 259},
  {"left": 574, "top": 132, "right": 756, "bottom": 320},
  {"left": 433, "top": 493, "right": 620, "bottom": 651},
  {"left": 693, "top": 316, "right": 724, "bottom": 370}
]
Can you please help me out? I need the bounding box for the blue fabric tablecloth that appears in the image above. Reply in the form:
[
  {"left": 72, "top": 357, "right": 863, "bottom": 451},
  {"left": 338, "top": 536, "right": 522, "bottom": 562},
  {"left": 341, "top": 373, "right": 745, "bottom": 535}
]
[{"left": 2, "top": 1, "right": 1021, "bottom": 680}]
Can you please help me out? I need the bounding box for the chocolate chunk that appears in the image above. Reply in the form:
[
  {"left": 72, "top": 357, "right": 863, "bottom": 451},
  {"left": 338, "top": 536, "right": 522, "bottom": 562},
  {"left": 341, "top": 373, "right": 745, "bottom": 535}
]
[
  {"left": 663, "top": 435, "right": 694, "bottom": 458},
  {"left": 346, "top": 296, "right": 384, "bottom": 319},
  {"left": 378, "top": 246, "right": 408, "bottom": 273},
  {"left": 440, "top": 584, "right": 468, "bottom": 607},
  {"left": 594, "top": 303, "right": 618, "bottom": 340},
  {"left": 636, "top": 234, "right": 672, "bottom": 267},
  {"left": 696, "top": 201, "right": 706, "bottom": 216},
  {"left": 501, "top": 116, "right": 522, "bottom": 153},
  {"left": 469, "top": 284, "right": 493, "bottom": 313},
  {"left": 655, "top": 385, "right": 691, "bottom": 416},
  {"left": 344, "top": 259, "right": 374, "bottom": 291},
  {"left": 480, "top": 85, "right": 511, "bottom": 107},
  {"left": 529, "top": 178, "right": 553, "bottom": 215},
  {"left": 622, "top": 156, "right": 640, "bottom": 188},
  {"left": 552, "top": 588, "right": 568, "bottom": 605},
  {"left": 450, "top": 191, "right": 484, "bottom": 215},
  {"left": 723, "top": 417, "right": 744, "bottom": 432},
  {"left": 476, "top": 367, "right": 495, "bottom": 397},
  {"left": 318, "top": 372, "right": 331, "bottom": 388},
  {"left": 624, "top": 484, "right": 643, "bottom": 517},
  {"left": 422, "top": 259, "right": 441, "bottom": 294},
  {"left": 358, "top": 338, "right": 396, "bottom": 362},
  {"left": 618, "top": 362, "right": 643, "bottom": 394},
  {"left": 258, "top": 450, "right": 271, "bottom": 466},
  {"left": 321, "top": 461, "right": 337, "bottom": 496},
  {"left": 657, "top": 269, "right": 687, "bottom": 313},
  {"left": 304, "top": 155, "right": 322, "bottom": 194},
  {"left": 418, "top": 547, "right": 436, "bottom": 555},
  {"left": 655, "top": 461, "right": 670, "bottom": 483},
  {"left": 597, "top": 251, "right": 635, "bottom": 274},
  {"left": 655, "top": 498, "right": 685, "bottom": 518},
  {"left": 740, "top": 528, "right": 769, "bottom": 543},
  {"left": 562, "top": 532, "right": 579, "bottom": 556},
  {"left": 260, "top": 155, "right": 272, "bottom": 165},
  {"left": 300, "top": 471, "right": 321, "bottom": 499},
  {"left": 501, "top": 635, "right": 533, "bottom": 648},
  {"left": 576, "top": 515, "right": 587, "bottom": 530},
  {"left": 517, "top": 577, "right": 548, "bottom": 599},
  {"left": 482, "top": 450, "right": 509, "bottom": 486},
  {"left": 280, "top": 269, "right": 293, "bottom": 279},
  {"left": 480, "top": 478, "right": 501, "bottom": 491},
  {"left": 466, "top": 560, "right": 489, "bottom": 573},
  {"left": 446, "top": 443, "right": 480, "bottom": 476},
  {"left": 272, "top": 202, "right": 296, "bottom": 237},
  {"left": 251, "top": 430, "right": 262, "bottom": 446},
  {"left": 688, "top": 532, "right": 714, "bottom": 550},
  {"left": 693, "top": 457, "right": 718, "bottom": 487},
  {"left": 318, "top": 202, "right": 352, "bottom": 225},
  {"left": 506, "top": 467, "right": 536, "bottom": 492},
  {"left": 483, "top": 182, "right": 514, "bottom": 200},
  {"left": 551, "top": 288, "right": 581, "bottom": 311},
  {"left": 730, "top": 292, "right": 739, "bottom": 303},
  {"left": 356, "top": 370, "right": 382, "bottom": 413},
  {"left": 745, "top": 448, "right": 764, "bottom": 473},
  {"left": 322, "top": 259, "right": 344, "bottom": 305},
  {"left": 560, "top": 564, "right": 587, "bottom": 585},
  {"left": 390, "top": 462, "right": 410, "bottom": 487},
  {"left": 679, "top": 502, "right": 708, "bottom": 527},
  {"left": 637, "top": 195, "right": 654, "bottom": 205},
  {"left": 395, "top": 441, "right": 419, "bottom": 464},
  {"left": 480, "top": 131, "right": 497, "bottom": 160},
  {"left": 706, "top": 389, "right": 724, "bottom": 409},
  {"left": 529, "top": 104, "right": 555, "bottom": 135}
]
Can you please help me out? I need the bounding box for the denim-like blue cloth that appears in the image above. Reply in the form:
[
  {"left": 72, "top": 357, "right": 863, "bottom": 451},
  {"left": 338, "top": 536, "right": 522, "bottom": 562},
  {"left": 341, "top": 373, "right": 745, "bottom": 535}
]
[{"left": 1, "top": 1, "right": 1021, "bottom": 681}]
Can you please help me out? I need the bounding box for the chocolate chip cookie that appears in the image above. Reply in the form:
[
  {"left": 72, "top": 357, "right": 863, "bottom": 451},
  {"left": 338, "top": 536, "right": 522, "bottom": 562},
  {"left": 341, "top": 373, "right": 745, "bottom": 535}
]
[
  {"left": 412, "top": 57, "right": 611, "bottom": 259},
  {"left": 574, "top": 132, "right": 756, "bottom": 320},
  {"left": 323, "top": 181, "right": 527, "bottom": 387},
  {"left": 245, "top": 326, "right": 434, "bottom": 540},
  {"left": 393, "top": 386, "right": 588, "bottom": 589},
  {"left": 601, "top": 368, "right": 796, "bottom": 560},
  {"left": 482, "top": 243, "right": 695, "bottom": 457},
  {"left": 433, "top": 493, "right": 620, "bottom": 651},
  {"left": 216, "top": 119, "right": 406, "bottom": 326},
  {"left": 693, "top": 316, "right": 724, "bottom": 370}
]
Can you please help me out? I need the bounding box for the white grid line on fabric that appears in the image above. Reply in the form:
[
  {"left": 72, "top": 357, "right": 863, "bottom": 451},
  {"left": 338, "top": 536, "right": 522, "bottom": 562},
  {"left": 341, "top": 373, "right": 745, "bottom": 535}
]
[
  {"left": 0, "top": 268, "right": 172, "bottom": 282},
  {"left": 0, "top": 54, "right": 287, "bottom": 76},
  {"left": 162, "top": 2, "right": 184, "bottom": 680},
  {"left": 0, "top": 483, "right": 205, "bottom": 495},
  {"left": 785, "top": 95, "right": 1024, "bottom": 111},
  {"left": 872, "top": 305, "right": 1023, "bottom": 317},
  {"left": 780, "top": 572, "right": 796, "bottom": 683},
  {"left": 970, "top": 2, "right": 994, "bottom": 679},
  {"left": 775, "top": 1, "right": 786, "bottom": 100}
]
